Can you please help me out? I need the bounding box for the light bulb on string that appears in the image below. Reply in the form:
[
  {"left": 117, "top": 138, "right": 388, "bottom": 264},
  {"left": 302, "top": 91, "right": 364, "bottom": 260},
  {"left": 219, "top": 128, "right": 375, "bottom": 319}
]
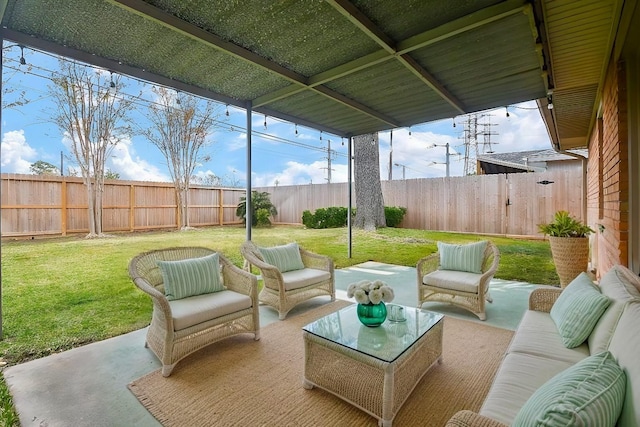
[
  {"left": 175, "top": 90, "right": 181, "bottom": 105},
  {"left": 320, "top": 131, "right": 323, "bottom": 141},
  {"left": 225, "top": 105, "right": 229, "bottom": 116},
  {"left": 505, "top": 106, "right": 510, "bottom": 118},
  {"left": 452, "top": 118, "right": 456, "bottom": 128},
  {"left": 264, "top": 114, "right": 267, "bottom": 129},
  {"left": 295, "top": 124, "right": 298, "bottom": 136},
  {"left": 19, "top": 45, "right": 26, "bottom": 65}
]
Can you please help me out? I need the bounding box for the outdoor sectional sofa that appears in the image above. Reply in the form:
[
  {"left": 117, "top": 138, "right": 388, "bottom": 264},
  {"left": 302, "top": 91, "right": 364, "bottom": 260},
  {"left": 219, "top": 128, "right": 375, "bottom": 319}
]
[{"left": 447, "top": 264, "right": 640, "bottom": 426}]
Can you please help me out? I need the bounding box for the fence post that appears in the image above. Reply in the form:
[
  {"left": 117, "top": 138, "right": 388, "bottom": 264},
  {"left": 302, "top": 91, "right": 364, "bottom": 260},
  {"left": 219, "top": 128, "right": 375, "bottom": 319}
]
[{"left": 61, "top": 179, "right": 67, "bottom": 236}]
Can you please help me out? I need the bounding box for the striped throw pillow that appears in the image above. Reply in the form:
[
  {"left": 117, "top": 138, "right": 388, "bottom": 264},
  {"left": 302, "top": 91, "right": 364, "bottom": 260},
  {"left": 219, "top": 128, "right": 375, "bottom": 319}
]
[
  {"left": 437, "top": 241, "right": 487, "bottom": 274},
  {"left": 258, "top": 243, "right": 305, "bottom": 273},
  {"left": 550, "top": 272, "right": 611, "bottom": 348},
  {"left": 157, "top": 253, "right": 223, "bottom": 300},
  {"left": 513, "top": 351, "right": 626, "bottom": 426}
]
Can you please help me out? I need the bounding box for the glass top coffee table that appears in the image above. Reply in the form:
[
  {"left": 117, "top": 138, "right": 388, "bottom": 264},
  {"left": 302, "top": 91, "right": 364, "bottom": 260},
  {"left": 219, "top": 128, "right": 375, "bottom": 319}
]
[{"left": 302, "top": 304, "right": 444, "bottom": 427}]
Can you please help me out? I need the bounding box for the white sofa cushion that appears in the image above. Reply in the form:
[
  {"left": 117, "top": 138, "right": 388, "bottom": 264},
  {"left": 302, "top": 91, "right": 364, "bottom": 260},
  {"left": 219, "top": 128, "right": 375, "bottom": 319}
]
[
  {"left": 169, "top": 290, "right": 252, "bottom": 331},
  {"left": 422, "top": 270, "right": 482, "bottom": 293},
  {"left": 512, "top": 351, "right": 626, "bottom": 427},
  {"left": 282, "top": 268, "right": 331, "bottom": 291},
  {"left": 508, "top": 310, "right": 589, "bottom": 364},
  {"left": 550, "top": 272, "right": 610, "bottom": 348},
  {"left": 480, "top": 352, "right": 574, "bottom": 425},
  {"left": 589, "top": 266, "right": 640, "bottom": 353},
  {"left": 607, "top": 301, "right": 640, "bottom": 426}
]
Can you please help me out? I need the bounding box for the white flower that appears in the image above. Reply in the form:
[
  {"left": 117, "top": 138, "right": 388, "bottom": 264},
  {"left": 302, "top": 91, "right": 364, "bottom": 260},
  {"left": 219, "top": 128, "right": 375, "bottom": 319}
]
[{"left": 346, "top": 280, "right": 394, "bottom": 305}]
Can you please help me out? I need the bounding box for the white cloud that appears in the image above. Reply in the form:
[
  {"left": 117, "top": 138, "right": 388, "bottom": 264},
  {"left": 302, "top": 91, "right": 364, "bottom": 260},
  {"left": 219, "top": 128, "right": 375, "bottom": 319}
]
[
  {"left": 0, "top": 130, "right": 37, "bottom": 173},
  {"left": 109, "top": 138, "right": 170, "bottom": 182},
  {"left": 252, "top": 160, "right": 350, "bottom": 187}
]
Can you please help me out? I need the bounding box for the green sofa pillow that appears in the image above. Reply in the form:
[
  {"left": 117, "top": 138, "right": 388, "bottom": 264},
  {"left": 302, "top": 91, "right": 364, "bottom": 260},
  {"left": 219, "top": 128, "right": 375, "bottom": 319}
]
[
  {"left": 437, "top": 241, "right": 487, "bottom": 274},
  {"left": 157, "top": 253, "right": 223, "bottom": 300},
  {"left": 550, "top": 272, "right": 611, "bottom": 348},
  {"left": 258, "top": 242, "right": 305, "bottom": 273},
  {"left": 513, "top": 351, "right": 626, "bottom": 426}
]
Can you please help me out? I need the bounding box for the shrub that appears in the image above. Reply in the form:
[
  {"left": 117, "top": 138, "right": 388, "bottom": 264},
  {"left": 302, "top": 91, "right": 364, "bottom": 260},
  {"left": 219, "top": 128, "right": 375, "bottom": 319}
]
[
  {"left": 302, "top": 206, "right": 407, "bottom": 228},
  {"left": 385, "top": 206, "right": 407, "bottom": 227},
  {"left": 302, "top": 207, "right": 349, "bottom": 229},
  {"left": 255, "top": 208, "right": 272, "bottom": 227},
  {"left": 236, "top": 191, "right": 277, "bottom": 226}
]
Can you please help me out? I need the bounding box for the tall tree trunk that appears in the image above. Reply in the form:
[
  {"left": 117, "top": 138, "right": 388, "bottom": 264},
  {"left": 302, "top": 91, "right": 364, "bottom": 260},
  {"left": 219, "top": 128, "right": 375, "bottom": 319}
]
[{"left": 353, "top": 133, "right": 386, "bottom": 231}]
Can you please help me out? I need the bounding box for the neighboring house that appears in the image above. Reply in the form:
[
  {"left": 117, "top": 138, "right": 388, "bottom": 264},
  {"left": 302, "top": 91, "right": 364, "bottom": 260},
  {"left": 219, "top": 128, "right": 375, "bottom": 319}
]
[{"left": 477, "top": 149, "right": 588, "bottom": 175}]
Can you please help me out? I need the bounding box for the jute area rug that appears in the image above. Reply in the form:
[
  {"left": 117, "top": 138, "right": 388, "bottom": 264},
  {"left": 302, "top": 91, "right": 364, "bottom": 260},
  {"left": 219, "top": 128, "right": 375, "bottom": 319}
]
[{"left": 128, "top": 301, "right": 513, "bottom": 426}]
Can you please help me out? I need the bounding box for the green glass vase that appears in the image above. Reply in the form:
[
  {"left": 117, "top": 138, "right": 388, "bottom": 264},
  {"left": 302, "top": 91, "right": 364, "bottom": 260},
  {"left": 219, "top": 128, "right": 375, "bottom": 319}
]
[{"left": 357, "top": 302, "right": 387, "bottom": 327}]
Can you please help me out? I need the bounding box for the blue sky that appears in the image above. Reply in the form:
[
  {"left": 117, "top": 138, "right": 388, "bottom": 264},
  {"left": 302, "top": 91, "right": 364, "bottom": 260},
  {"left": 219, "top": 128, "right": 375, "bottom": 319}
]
[{"left": 1, "top": 42, "right": 552, "bottom": 186}]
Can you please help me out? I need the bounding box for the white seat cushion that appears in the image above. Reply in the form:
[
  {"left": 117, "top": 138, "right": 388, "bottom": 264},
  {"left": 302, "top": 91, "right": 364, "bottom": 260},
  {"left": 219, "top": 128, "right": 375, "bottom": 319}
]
[
  {"left": 282, "top": 268, "right": 331, "bottom": 291},
  {"left": 422, "top": 270, "right": 482, "bottom": 293},
  {"left": 169, "top": 290, "right": 252, "bottom": 331},
  {"left": 480, "top": 352, "right": 575, "bottom": 425},
  {"left": 508, "top": 310, "right": 589, "bottom": 364}
]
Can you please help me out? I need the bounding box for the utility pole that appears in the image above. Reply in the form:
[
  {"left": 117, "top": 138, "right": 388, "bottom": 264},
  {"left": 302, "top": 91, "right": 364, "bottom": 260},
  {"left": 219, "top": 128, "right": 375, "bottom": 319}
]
[
  {"left": 322, "top": 139, "right": 335, "bottom": 183},
  {"left": 460, "top": 113, "right": 498, "bottom": 175},
  {"left": 388, "top": 129, "right": 393, "bottom": 180}
]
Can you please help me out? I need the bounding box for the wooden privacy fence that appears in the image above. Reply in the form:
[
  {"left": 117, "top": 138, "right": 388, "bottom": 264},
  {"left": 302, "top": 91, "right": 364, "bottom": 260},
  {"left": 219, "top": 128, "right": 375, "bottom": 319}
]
[
  {"left": 1, "top": 174, "right": 244, "bottom": 237},
  {"left": 2, "top": 168, "right": 583, "bottom": 238},
  {"left": 257, "top": 168, "right": 584, "bottom": 237}
]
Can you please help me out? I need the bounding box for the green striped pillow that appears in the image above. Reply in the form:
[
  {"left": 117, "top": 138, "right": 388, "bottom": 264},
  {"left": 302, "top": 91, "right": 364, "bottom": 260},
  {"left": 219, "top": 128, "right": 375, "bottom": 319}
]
[
  {"left": 550, "top": 272, "right": 610, "bottom": 348},
  {"left": 437, "top": 241, "right": 487, "bottom": 274},
  {"left": 157, "top": 253, "right": 223, "bottom": 300},
  {"left": 258, "top": 243, "right": 305, "bottom": 273},
  {"left": 513, "top": 351, "right": 626, "bottom": 426}
]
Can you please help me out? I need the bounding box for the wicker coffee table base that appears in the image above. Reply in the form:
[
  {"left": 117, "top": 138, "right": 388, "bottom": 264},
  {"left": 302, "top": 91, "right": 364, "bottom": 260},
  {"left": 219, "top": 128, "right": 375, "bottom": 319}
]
[{"left": 303, "top": 320, "right": 443, "bottom": 427}]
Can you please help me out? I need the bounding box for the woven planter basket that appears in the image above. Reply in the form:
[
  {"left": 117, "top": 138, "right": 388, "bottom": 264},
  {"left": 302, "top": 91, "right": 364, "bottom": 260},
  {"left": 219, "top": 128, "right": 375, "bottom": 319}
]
[{"left": 548, "top": 236, "right": 590, "bottom": 288}]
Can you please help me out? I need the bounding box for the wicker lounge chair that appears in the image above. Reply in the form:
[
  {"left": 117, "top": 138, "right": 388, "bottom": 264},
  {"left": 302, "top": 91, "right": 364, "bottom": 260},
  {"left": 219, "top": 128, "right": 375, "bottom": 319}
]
[
  {"left": 417, "top": 241, "right": 500, "bottom": 321},
  {"left": 240, "top": 241, "right": 335, "bottom": 320},
  {"left": 129, "top": 247, "right": 260, "bottom": 376}
]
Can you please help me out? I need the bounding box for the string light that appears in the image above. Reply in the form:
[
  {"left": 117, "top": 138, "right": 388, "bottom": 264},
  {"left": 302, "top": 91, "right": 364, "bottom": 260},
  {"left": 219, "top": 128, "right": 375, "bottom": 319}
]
[
  {"left": 264, "top": 114, "right": 267, "bottom": 129},
  {"left": 320, "top": 130, "right": 323, "bottom": 141},
  {"left": 452, "top": 118, "right": 456, "bottom": 128},
  {"left": 175, "top": 90, "right": 181, "bottom": 105},
  {"left": 225, "top": 104, "right": 229, "bottom": 116},
  {"left": 109, "top": 71, "right": 116, "bottom": 89},
  {"left": 505, "top": 106, "right": 510, "bottom": 118},
  {"left": 19, "top": 45, "right": 26, "bottom": 65},
  {"left": 408, "top": 127, "right": 412, "bottom": 136},
  {"left": 294, "top": 123, "right": 298, "bottom": 135}
]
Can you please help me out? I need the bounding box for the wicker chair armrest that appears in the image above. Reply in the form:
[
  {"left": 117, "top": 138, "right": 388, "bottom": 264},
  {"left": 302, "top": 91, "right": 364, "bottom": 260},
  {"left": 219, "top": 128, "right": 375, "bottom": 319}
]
[
  {"left": 446, "top": 411, "right": 509, "bottom": 427},
  {"left": 529, "top": 286, "right": 562, "bottom": 312},
  {"left": 299, "top": 248, "right": 333, "bottom": 272},
  {"left": 131, "top": 276, "right": 174, "bottom": 330},
  {"left": 417, "top": 252, "right": 440, "bottom": 278},
  {"left": 220, "top": 256, "right": 259, "bottom": 300}
]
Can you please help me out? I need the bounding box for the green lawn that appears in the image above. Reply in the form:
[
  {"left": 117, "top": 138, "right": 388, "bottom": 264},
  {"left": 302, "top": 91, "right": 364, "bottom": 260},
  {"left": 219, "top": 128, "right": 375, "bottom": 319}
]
[{"left": 0, "top": 225, "right": 557, "bottom": 426}]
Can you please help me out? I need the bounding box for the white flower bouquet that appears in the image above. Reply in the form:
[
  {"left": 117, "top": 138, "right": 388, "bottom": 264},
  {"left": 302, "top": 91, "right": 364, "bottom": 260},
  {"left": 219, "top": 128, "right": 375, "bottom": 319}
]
[{"left": 347, "top": 280, "right": 395, "bottom": 305}]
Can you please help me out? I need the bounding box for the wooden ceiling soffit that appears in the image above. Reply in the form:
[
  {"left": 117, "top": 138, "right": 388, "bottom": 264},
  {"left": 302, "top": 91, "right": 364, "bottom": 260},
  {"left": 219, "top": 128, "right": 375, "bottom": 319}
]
[{"left": 108, "top": 0, "right": 399, "bottom": 128}]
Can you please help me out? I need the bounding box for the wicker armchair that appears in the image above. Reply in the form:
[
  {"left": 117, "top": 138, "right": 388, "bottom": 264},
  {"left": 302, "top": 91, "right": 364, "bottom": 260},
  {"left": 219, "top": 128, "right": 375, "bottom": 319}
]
[
  {"left": 417, "top": 241, "right": 500, "bottom": 321},
  {"left": 240, "top": 241, "right": 335, "bottom": 320},
  {"left": 129, "top": 247, "right": 260, "bottom": 376}
]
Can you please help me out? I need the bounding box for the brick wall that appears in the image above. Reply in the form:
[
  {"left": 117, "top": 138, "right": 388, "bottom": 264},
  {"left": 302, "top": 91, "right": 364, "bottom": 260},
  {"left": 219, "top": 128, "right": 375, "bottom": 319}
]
[{"left": 587, "top": 59, "right": 629, "bottom": 275}]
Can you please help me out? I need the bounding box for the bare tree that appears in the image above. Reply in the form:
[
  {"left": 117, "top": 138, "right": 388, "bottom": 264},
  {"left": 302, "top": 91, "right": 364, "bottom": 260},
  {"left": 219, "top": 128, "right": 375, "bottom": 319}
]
[
  {"left": 353, "top": 132, "right": 386, "bottom": 230},
  {"left": 141, "top": 87, "right": 220, "bottom": 229},
  {"left": 49, "top": 61, "right": 133, "bottom": 237}
]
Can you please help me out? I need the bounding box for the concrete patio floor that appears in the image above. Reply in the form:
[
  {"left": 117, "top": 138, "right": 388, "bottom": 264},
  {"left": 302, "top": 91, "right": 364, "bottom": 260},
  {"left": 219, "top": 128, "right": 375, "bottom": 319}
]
[{"left": 4, "top": 263, "right": 538, "bottom": 426}]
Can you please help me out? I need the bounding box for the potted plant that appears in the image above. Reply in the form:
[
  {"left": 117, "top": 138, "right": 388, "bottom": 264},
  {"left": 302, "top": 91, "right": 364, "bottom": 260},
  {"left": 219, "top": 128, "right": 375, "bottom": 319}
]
[{"left": 538, "top": 210, "right": 595, "bottom": 287}]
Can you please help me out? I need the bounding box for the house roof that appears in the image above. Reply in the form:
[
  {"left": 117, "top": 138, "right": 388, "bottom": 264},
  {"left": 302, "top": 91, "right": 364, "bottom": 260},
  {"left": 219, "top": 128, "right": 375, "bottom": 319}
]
[
  {"left": 477, "top": 148, "right": 588, "bottom": 174},
  {"left": 0, "top": 0, "right": 628, "bottom": 147}
]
